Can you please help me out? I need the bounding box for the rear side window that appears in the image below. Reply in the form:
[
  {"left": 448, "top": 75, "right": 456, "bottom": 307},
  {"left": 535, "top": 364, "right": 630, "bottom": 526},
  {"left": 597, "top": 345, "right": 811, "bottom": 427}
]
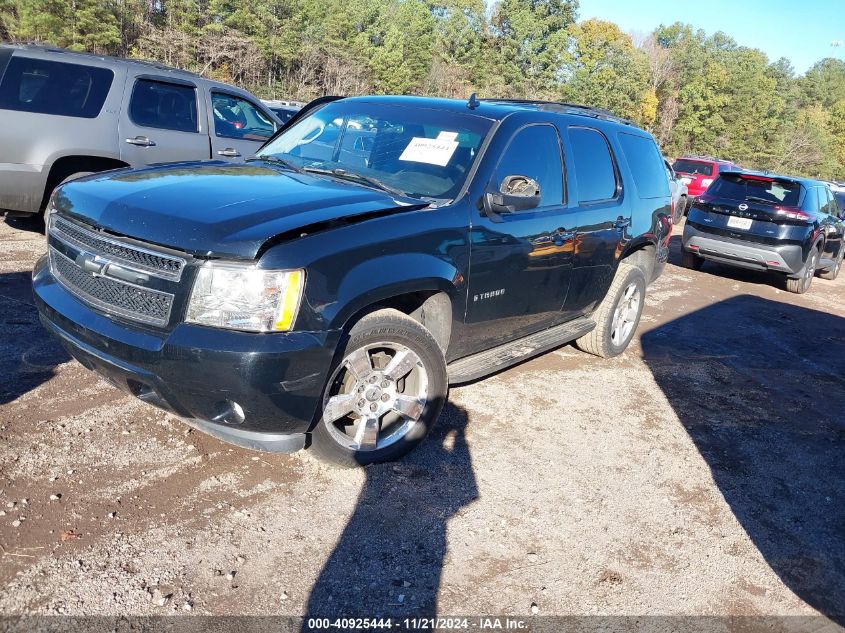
[
  {"left": 0, "top": 56, "right": 113, "bottom": 118},
  {"left": 129, "top": 79, "right": 198, "bottom": 133},
  {"left": 618, "top": 133, "right": 670, "bottom": 199},
  {"left": 672, "top": 160, "right": 713, "bottom": 176},
  {"left": 569, "top": 127, "right": 617, "bottom": 203},
  {"left": 707, "top": 174, "right": 801, "bottom": 207},
  {"left": 493, "top": 124, "right": 564, "bottom": 208}
]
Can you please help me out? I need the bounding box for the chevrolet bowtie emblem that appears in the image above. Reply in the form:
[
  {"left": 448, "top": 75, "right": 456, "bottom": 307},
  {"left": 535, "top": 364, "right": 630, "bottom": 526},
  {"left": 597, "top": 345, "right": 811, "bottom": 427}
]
[{"left": 75, "top": 251, "right": 150, "bottom": 285}]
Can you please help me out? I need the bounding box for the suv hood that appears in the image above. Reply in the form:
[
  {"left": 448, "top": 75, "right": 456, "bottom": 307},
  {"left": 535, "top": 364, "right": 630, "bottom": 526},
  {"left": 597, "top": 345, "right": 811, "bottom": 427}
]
[{"left": 54, "top": 161, "right": 427, "bottom": 259}]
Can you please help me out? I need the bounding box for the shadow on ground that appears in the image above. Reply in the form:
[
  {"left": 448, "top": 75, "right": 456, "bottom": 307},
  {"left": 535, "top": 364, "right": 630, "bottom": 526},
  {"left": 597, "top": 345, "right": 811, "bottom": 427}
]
[
  {"left": 641, "top": 294, "right": 845, "bottom": 623},
  {"left": 304, "top": 402, "right": 477, "bottom": 623},
  {"left": 3, "top": 213, "right": 44, "bottom": 235},
  {"left": 0, "top": 271, "right": 69, "bottom": 404}
]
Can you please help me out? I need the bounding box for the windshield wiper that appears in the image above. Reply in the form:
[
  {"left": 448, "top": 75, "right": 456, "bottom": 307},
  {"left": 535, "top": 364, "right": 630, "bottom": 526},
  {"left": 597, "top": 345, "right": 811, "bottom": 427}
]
[
  {"left": 248, "top": 155, "right": 303, "bottom": 173},
  {"left": 303, "top": 167, "right": 409, "bottom": 198}
]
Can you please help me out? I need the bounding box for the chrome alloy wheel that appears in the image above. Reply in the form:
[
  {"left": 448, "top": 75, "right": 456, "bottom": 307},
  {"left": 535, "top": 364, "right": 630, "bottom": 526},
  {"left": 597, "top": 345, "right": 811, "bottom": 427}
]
[
  {"left": 610, "top": 282, "right": 641, "bottom": 347},
  {"left": 803, "top": 251, "right": 818, "bottom": 289},
  {"left": 322, "top": 342, "right": 429, "bottom": 452}
]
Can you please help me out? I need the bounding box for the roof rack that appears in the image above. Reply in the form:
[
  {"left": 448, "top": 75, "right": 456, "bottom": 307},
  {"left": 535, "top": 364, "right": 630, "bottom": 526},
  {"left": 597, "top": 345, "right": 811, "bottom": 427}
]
[
  {"left": 478, "top": 98, "right": 634, "bottom": 125},
  {"left": 11, "top": 43, "right": 200, "bottom": 77}
]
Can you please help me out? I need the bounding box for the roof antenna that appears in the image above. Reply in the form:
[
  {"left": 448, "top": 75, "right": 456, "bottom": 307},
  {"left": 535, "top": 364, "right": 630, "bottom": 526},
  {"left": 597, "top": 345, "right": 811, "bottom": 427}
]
[{"left": 467, "top": 92, "right": 480, "bottom": 110}]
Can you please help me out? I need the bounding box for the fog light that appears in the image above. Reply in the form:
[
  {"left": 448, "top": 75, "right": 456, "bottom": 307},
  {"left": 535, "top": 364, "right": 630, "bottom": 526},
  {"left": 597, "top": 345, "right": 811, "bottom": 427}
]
[{"left": 212, "top": 400, "right": 245, "bottom": 425}]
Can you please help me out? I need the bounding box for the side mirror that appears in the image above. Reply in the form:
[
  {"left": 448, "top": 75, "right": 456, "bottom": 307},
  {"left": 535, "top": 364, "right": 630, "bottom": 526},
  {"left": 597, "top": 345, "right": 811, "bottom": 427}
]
[{"left": 484, "top": 175, "right": 541, "bottom": 216}]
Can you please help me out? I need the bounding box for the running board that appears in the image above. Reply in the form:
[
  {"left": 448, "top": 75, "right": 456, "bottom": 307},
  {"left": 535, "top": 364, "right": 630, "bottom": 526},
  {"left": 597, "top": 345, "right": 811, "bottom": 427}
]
[{"left": 447, "top": 317, "right": 595, "bottom": 384}]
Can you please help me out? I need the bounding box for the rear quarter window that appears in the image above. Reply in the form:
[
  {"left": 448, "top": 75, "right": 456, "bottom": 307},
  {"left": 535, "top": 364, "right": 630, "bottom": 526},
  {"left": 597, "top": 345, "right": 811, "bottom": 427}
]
[
  {"left": 0, "top": 56, "right": 113, "bottom": 118},
  {"left": 618, "top": 133, "right": 670, "bottom": 199}
]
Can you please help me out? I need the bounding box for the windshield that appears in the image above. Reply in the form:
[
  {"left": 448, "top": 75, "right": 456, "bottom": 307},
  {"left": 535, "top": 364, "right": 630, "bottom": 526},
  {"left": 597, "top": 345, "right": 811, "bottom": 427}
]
[
  {"left": 707, "top": 174, "right": 802, "bottom": 206},
  {"left": 672, "top": 159, "right": 713, "bottom": 176},
  {"left": 257, "top": 101, "right": 493, "bottom": 200}
]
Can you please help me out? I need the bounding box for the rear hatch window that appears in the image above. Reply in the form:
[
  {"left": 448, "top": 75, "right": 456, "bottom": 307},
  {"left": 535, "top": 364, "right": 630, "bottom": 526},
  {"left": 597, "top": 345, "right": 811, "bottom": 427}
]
[
  {"left": 707, "top": 173, "right": 801, "bottom": 207},
  {"left": 672, "top": 159, "right": 713, "bottom": 176}
]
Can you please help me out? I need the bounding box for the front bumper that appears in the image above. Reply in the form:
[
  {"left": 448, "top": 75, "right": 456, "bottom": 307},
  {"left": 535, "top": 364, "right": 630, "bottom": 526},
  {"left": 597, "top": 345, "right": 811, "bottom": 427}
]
[
  {"left": 682, "top": 224, "right": 805, "bottom": 275},
  {"left": 33, "top": 255, "right": 341, "bottom": 452}
]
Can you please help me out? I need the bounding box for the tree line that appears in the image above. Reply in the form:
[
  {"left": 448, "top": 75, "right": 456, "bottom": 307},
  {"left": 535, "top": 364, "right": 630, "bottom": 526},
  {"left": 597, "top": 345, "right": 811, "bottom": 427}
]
[{"left": 1, "top": 0, "right": 844, "bottom": 179}]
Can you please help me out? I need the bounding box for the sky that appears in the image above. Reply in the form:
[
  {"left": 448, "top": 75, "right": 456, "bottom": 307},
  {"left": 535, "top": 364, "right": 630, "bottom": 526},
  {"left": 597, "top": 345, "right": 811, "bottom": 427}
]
[{"left": 577, "top": 0, "right": 845, "bottom": 74}]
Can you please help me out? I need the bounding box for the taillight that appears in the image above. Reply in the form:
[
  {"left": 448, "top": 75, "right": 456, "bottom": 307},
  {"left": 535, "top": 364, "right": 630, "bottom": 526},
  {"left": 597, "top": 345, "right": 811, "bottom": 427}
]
[
  {"left": 774, "top": 206, "right": 811, "bottom": 221},
  {"left": 701, "top": 178, "right": 714, "bottom": 188}
]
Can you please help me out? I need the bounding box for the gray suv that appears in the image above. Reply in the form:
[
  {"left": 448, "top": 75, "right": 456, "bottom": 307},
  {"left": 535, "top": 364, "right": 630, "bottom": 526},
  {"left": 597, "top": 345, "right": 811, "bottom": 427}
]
[{"left": 0, "top": 44, "right": 281, "bottom": 218}]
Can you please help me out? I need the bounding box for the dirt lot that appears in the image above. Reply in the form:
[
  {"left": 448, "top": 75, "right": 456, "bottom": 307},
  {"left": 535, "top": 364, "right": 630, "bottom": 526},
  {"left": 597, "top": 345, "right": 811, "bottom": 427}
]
[{"left": 1, "top": 216, "right": 843, "bottom": 625}]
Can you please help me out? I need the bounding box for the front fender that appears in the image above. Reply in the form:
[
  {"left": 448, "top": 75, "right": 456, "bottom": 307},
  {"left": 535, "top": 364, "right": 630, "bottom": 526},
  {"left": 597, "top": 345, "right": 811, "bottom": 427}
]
[{"left": 325, "top": 253, "right": 460, "bottom": 331}]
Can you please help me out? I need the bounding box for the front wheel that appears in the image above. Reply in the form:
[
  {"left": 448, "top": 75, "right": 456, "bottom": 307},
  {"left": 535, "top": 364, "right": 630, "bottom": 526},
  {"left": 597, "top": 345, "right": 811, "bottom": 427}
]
[
  {"left": 786, "top": 248, "right": 819, "bottom": 294},
  {"left": 309, "top": 309, "right": 448, "bottom": 467},
  {"left": 576, "top": 262, "right": 646, "bottom": 358},
  {"left": 819, "top": 247, "right": 844, "bottom": 281}
]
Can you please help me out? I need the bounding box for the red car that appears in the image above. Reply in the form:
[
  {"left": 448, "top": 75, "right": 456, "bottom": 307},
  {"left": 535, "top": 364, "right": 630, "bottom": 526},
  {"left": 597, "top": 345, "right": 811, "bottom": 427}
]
[{"left": 672, "top": 156, "right": 741, "bottom": 198}]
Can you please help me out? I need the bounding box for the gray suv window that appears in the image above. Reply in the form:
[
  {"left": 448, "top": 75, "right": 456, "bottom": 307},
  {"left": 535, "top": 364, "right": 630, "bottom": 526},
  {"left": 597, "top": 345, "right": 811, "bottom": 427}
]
[
  {"left": 211, "top": 92, "right": 274, "bottom": 141},
  {"left": 129, "top": 79, "right": 198, "bottom": 133},
  {"left": 0, "top": 56, "right": 113, "bottom": 118}
]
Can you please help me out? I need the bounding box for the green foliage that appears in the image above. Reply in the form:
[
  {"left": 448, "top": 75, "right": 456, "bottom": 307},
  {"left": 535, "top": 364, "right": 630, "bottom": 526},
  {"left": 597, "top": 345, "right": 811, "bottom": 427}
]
[{"left": 0, "top": 0, "right": 842, "bottom": 178}]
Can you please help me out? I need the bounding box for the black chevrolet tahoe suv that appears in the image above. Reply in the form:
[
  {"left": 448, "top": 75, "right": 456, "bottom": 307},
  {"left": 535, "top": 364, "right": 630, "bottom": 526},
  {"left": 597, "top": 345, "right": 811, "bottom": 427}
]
[
  {"left": 682, "top": 170, "right": 845, "bottom": 293},
  {"left": 33, "top": 95, "right": 671, "bottom": 466}
]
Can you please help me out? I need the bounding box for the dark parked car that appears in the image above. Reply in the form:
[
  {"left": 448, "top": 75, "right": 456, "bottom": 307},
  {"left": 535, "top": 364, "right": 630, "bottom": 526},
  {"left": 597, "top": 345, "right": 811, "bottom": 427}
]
[
  {"left": 682, "top": 170, "right": 845, "bottom": 293},
  {"left": 33, "top": 96, "right": 671, "bottom": 466},
  {"left": 262, "top": 99, "right": 302, "bottom": 123}
]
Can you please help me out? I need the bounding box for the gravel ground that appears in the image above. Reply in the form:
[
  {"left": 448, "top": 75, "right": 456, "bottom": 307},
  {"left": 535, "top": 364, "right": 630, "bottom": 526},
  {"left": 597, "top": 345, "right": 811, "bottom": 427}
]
[{"left": 0, "top": 216, "right": 843, "bottom": 626}]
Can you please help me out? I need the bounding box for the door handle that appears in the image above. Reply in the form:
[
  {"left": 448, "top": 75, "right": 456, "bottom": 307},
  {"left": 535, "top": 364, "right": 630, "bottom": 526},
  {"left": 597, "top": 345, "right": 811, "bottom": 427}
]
[
  {"left": 125, "top": 136, "right": 156, "bottom": 147},
  {"left": 615, "top": 216, "right": 631, "bottom": 230},
  {"left": 217, "top": 148, "right": 241, "bottom": 157}
]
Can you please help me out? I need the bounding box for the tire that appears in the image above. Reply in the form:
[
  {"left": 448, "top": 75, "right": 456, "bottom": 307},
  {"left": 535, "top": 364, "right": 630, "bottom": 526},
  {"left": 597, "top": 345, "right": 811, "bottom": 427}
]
[
  {"left": 820, "top": 247, "right": 844, "bottom": 281},
  {"left": 36, "top": 171, "right": 96, "bottom": 232},
  {"left": 672, "top": 196, "right": 687, "bottom": 225},
  {"left": 786, "top": 247, "right": 820, "bottom": 294},
  {"left": 681, "top": 249, "right": 704, "bottom": 270},
  {"left": 309, "top": 308, "right": 448, "bottom": 467},
  {"left": 575, "top": 262, "right": 646, "bottom": 358}
]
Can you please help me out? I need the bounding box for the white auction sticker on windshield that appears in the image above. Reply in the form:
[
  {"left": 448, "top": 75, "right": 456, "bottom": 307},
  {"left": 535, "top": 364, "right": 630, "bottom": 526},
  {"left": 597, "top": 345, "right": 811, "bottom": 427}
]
[
  {"left": 436, "top": 131, "right": 459, "bottom": 141},
  {"left": 399, "top": 137, "right": 459, "bottom": 167}
]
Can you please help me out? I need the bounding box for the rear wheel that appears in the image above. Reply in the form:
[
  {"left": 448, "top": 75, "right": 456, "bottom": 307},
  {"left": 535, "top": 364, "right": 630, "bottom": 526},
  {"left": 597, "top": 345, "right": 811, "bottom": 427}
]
[
  {"left": 819, "top": 247, "right": 844, "bottom": 281},
  {"left": 309, "top": 309, "right": 447, "bottom": 467},
  {"left": 681, "top": 249, "right": 704, "bottom": 270},
  {"left": 576, "top": 262, "right": 646, "bottom": 358},
  {"left": 786, "top": 247, "right": 819, "bottom": 294},
  {"left": 672, "top": 196, "right": 687, "bottom": 225}
]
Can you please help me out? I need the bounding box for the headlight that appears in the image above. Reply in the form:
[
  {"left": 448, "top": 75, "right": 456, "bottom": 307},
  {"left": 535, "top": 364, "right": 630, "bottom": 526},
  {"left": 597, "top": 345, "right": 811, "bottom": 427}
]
[{"left": 186, "top": 262, "right": 304, "bottom": 332}]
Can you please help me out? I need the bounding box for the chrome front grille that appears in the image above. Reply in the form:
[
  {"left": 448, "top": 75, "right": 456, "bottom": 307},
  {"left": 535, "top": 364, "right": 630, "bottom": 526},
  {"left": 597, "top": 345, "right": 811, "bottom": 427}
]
[
  {"left": 49, "top": 249, "right": 174, "bottom": 326},
  {"left": 47, "top": 215, "right": 183, "bottom": 327},
  {"left": 52, "top": 215, "right": 185, "bottom": 280}
]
